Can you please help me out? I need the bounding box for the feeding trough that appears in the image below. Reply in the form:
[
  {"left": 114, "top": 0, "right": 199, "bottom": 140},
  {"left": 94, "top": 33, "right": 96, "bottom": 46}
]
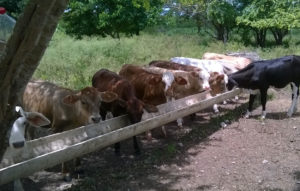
[{"left": 0, "top": 88, "right": 242, "bottom": 185}]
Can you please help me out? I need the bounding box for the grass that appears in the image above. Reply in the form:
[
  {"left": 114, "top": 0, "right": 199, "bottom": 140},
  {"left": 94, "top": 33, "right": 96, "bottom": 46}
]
[{"left": 34, "top": 28, "right": 300, "bottom": 89}]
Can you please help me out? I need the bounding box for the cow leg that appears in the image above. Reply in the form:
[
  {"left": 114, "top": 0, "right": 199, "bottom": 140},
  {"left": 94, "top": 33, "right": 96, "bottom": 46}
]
[
  {"left": 288, "top": 82, "right": 299, "bottom": 117},
  {"left": 161, "top": 126, "right": 167, "bottom": 137},
  {"left": 133, "top": 136, "right": 140, "bottom": 155},
  {"left": 246, "top": 94, "right": 257, "bottom": 118},
  {"left": 260, "top": 89, "right": 268, "bottom": 119},
  {"left": 176, "top": 118, "right": 183, "bottom": 128},
  {"left": 190, "top": 113, "right": 196, "bottom": 121},
  {"left": 61, "top": 161, "right": 73, "bottom": 182},
  {"left": 295, "top": 84, "right": 300, "bottom": 113},
  {"left": 13, "top": 179, "right": 24, "bottom": 191},
  {"left": 213, "top": 104, "right": 219, "bottom": 113}
]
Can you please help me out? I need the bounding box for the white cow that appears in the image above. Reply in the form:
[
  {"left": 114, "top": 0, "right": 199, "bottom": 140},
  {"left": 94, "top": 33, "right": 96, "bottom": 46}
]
[
  {"left": 170, "top": 57, "right": 239, "bottom": 83},
  {"left": 171, "top": 57, "right": 238, "bottom": 112},
  {"left": 9, "top": 106, "right": 50, "bottom": 191}
]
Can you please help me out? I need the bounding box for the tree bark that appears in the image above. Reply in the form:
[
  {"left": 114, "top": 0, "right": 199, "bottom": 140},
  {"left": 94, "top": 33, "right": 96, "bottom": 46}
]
[
  {"left": 0, "top": 0, "right": 68, "bottom": 161},
  {"left": 254, "top": 28, "right": 267, "bottom": 47},
  {"left": 271, "top": 28, "right": 288, "bottom": 45}
]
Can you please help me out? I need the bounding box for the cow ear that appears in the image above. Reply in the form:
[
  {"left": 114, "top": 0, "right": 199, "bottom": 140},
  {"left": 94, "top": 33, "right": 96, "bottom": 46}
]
[
  {"left": 149, "top": 76, "right": 161, "bottom": 85},
  {"left": 63, "top": 94, "right": 80, "bottom": 105},
  {"left": 175, "top": 76, "right": 187, "bottom": 85},
  {"left": 100, "top": 91, "right": 118, "bottom": 103},
  {"left": 190, "top": 71, "right": 198, "bottom": 78},
  {"left": 26, "top": 112, "right": 51, "bottom": 127},
  {"left": 143, "top": 103, "right": 159, "bottom": 113},
  {"left": 217, "top": 74, "right": 225, "bottom": 81}
]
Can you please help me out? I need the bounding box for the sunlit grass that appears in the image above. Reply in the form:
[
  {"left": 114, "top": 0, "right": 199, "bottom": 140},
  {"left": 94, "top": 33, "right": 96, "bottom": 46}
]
[{"left": 34, "top": 28, "right": 300, "bottom": 89}]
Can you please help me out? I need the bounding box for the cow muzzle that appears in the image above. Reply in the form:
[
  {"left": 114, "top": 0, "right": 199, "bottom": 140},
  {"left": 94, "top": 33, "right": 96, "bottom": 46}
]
[{"left": 90, "top": 116, "right": 101, "bottom": 123}]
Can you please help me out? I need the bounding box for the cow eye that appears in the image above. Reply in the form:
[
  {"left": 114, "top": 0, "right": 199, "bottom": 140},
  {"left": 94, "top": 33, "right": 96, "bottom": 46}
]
[{"left": 81, "top": 100, "right": 87, "bottom": 105}]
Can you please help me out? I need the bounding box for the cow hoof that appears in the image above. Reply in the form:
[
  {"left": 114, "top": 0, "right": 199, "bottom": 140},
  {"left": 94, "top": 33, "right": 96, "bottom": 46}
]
[
  {"left": 214, "top": 109, "right": 219, "bottom": 113},
  {"left": 63, "top": 173, "right": 72, "bottom": 182},
  {"left": 244, "top": 110, "right": 252, "bottom": 118},
  {"left": 146, "top": 132, "right": 153, "bottom": 142}
]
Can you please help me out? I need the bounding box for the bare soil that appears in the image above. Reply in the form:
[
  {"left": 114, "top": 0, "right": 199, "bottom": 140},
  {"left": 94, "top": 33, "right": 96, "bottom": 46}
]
[{"left": 1, "top": 88, "right": 300, "bottom": 191}]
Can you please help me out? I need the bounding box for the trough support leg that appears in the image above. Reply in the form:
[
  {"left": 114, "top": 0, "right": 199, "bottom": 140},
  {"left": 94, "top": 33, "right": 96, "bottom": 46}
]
[{"left": 14, "top": 179, "right": 24, "bottom": 191}]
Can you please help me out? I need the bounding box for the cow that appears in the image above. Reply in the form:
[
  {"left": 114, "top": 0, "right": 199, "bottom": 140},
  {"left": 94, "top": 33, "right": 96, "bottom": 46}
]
[
  {"left": 9, "top": 106, "right": 50, "bottom": 191},
  {"left": 23, "top": 80, "right": 118, "bottom": 181},
  {"left": 144, "top": 64, "right": 206, "bottom": 127},
  {"left": 149, "top": 60, "right": 210, "bottom": 90},
  {"left": 119, "top": 64, "right": 187, "bottom": 139},
  {"left": 170, "top": 57, "right": 230, "bottom": 112},
  {"left": 9, "top": 106, "right": 50, "bottom": 148},
  {"left": 227, "top": 55, "right": 300, "bottom": 119},
  {"left": 92, "top": 69, "right": 158, "bottom": 155},
  {"left": 202, "top": 52, "right": 252, "bottom": 70}
]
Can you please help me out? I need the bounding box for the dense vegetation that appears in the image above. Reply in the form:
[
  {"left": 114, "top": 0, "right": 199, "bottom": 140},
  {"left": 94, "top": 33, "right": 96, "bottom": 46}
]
[
  {"left": 1, "top": 0, "right": 299, "bottom": 89},
  {"left": 34, "top": 28, "right": 300, "bottom": 89}
]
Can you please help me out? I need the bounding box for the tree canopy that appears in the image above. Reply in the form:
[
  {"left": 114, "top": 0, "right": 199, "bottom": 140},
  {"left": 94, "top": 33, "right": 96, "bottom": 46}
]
[
  {"left": 207, "top": 0, "right": 237, "bottom": 42},
  {"left": 62, "top": 0, "right": 163, "bottom": 38},
  {"left": 237, "top": 0, "right": 300, "bottom": 46}
]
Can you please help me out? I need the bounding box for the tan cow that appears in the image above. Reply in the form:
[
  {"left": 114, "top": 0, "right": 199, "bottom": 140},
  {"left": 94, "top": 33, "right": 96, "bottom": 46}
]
[
  {"left": 202, "top": 52, "right": 252, "bottom": 70},
  {"left": 23, "top": 80, "right": 118, "bottom": 180}
]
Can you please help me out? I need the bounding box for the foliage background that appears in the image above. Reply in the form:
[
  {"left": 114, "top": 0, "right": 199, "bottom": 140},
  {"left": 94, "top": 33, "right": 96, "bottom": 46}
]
[{"left": 34, "top": 28, "right": 300, "bottom": 89}]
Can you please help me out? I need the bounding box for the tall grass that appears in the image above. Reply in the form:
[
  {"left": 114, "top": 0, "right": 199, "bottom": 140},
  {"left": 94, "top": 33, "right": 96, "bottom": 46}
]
[{"left": 34, "top": 28, "right": 300, "bottom": 89}]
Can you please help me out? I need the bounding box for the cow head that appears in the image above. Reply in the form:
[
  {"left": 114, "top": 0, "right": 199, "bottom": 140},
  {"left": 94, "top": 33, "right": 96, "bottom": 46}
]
[
  {"left": 162, "top": 71, "right": 187, "bottom": 101},
  {"left": 62, "top": 87, "right": 118, "bottom": 125},
  {"left": 9, "top": 106, "right": 50, "bottom": 148},
  {"left": 199, "top": 70, "right": 210, "bottom": 90},
  {"left": 209, "top": 72, "right": 226, "bottom": 96},
  {"left": 189, "top": 71, "right": 204, "bottom": 90},
  {"left": 226, "top": 76, "right": 238, "bottom": 91}
]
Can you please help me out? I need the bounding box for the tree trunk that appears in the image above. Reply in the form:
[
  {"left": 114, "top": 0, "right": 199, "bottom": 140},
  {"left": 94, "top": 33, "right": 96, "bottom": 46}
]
[
  {"left": 213, "top": 23, "right": 224, "bottom": 41},
  {"left": 254, "top": 28, "right": 267, "bottom": 47},
  {"left": 0, "top": 0, "right": 68, "bottom": 161},
  {"left": 271, "top": 28, "right": 288, "bottom": 45}
]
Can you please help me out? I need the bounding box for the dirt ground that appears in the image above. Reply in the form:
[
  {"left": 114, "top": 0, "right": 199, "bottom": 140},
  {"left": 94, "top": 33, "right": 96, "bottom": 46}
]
[{"left": 1, "top": 88, "right": 300, "bottom": 191}]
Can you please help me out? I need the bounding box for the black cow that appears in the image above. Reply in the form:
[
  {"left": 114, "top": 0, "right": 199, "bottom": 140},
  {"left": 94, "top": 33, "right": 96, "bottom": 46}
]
[{"left": 227, "top": 55, "right": 300, "bottom": 119}]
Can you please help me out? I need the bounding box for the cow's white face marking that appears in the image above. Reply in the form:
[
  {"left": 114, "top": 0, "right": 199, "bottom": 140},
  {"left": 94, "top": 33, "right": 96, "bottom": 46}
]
[
  {"left": 9, "top": 116, "right": 27, "bottom": 148},
  {"left": 9, "top": 106, "right": 50, "bottom": 149},
  {"left": 162, "top": 71, "right": 175, "bottom": 92},
  {"left": 200, "top": 71, "right": 210, "bottom": 90}
]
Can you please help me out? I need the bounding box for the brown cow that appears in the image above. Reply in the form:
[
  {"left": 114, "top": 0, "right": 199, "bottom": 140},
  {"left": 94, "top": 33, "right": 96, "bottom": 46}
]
[
  {"left": 92, "top": 69, "right": 158, "bottom": 155},
  {"left": 23, "top": 80, "right": 118, "bottom": 181},
  {"left": 202, "top": 52, "right": 252, "bottom": 70},
  {"left": 143, "top": 66, "right": 204, "bottom": 99},
  {"left": 119, "top": 64, "right": 187, "bottom": 105},
  {"left": 148, "top": 60, "right": 227, "bottom": 108},
  {"left": 119, "top": 64, "right": 187, "bottom": 139},
  {"left": 143, "top": 65, "right": 205, "bottom": 128}
]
